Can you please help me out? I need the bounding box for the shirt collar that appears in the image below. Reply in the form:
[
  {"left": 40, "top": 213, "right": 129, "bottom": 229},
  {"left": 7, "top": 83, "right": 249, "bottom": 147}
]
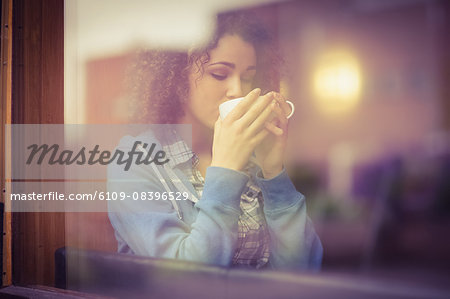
[{"left": 160, "top": 128, "right": 197, "bottom": 169}]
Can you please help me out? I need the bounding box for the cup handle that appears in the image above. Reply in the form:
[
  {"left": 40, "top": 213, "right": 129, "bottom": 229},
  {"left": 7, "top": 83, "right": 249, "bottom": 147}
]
[{"left": 285, "top": 100, "right": 295, "bottom": 119}]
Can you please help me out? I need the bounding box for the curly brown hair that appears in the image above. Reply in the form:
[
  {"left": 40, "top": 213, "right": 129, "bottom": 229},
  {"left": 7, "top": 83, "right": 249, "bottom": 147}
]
[{"left": 129, "top": 11, "right": 281, "bottom": 124}]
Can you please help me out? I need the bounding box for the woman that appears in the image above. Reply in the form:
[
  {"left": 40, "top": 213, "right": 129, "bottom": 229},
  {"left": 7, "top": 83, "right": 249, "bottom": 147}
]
[{"left": 108, "top": 11, "right": 322, "bottom": 271}]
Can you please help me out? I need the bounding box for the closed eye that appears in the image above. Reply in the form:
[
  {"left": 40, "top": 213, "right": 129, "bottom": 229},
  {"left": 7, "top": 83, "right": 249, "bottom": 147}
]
[{"left": 211, "top": 73, "right": 227, "bottom": 80}]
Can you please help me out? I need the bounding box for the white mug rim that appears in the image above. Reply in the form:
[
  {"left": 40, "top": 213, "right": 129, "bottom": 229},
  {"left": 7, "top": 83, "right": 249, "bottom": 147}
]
[{"left": 219, "top": 97, "right": 295, "bottom": 120}]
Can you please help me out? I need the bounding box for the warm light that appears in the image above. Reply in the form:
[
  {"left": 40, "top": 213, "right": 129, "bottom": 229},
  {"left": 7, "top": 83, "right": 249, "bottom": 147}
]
[{"left": 312, "top": 50, "right": 362, "bottom": 114}]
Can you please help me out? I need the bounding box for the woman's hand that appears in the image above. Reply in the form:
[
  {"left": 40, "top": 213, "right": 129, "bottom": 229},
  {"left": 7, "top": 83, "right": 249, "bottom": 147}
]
[
  {"left": 211, "top": 88, "right": 277, "bottom": 172},
  {"left": 253, "top": 93, "right": 290, "bottom": 179}
]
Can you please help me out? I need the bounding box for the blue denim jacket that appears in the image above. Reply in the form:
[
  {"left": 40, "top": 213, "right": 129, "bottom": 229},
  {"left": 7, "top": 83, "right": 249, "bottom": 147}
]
[{"left": 107, "top": 130, "right": 323, "bottom": 271}]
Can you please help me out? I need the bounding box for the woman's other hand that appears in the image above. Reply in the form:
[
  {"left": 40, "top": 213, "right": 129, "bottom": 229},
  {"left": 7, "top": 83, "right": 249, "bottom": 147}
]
[{"left": 254, "top": 92, "right": 290, "bottom": 179}]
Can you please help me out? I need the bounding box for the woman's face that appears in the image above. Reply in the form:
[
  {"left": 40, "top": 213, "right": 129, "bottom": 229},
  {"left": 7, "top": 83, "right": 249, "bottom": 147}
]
[{"left": 186, "top": 34, "right": 257, "bottom": 130}]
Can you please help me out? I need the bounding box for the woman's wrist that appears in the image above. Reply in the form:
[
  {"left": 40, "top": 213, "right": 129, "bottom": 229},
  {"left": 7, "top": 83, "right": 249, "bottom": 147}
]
[
  {"left": 210, "top": 158, "right": 245, "bottom": 173},
  {"left": 261, "top": 166, "right": 283, "bottom": 179}
]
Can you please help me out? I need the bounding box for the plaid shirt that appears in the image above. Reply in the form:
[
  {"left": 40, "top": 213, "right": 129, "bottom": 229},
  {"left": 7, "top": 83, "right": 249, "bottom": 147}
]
[{"left": 160, "top": 129, "right": 270, "bottom": 269}]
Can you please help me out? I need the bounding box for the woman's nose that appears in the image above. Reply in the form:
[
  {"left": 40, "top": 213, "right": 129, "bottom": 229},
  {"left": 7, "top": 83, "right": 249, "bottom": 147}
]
[{"left": 226, "top": 76, "right": 243, "bottom": 99}]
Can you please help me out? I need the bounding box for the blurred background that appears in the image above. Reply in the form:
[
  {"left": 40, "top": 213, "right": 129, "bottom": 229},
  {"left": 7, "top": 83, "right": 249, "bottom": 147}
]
[{"left": 64, "top": 0, "right": 450, "bottom": 288}]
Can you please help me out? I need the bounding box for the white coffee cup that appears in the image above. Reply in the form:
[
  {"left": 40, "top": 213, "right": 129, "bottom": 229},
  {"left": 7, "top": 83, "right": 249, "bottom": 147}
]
[{"left": 219, "top": 96, "right": 295, "bottom": 120}]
